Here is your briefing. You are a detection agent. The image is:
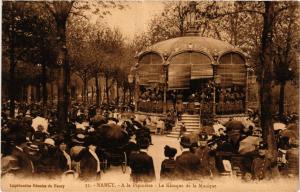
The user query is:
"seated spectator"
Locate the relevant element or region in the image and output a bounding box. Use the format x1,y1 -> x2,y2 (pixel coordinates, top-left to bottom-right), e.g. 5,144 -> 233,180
286,138 -> 299,178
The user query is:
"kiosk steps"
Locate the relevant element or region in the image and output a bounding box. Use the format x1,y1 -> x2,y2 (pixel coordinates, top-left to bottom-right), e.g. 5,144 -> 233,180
166,114 -> 201,138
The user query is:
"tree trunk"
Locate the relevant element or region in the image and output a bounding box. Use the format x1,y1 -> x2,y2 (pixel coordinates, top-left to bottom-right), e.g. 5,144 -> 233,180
123,88 -> 126,105
83,75 -> 88,105
50,82 -> 54,105
42,63 -> 48,115
278,82 -> 285,117
31,84 -> 35,103
91,86 -> 94,104
56,18 -> 69,131
22,85 -> 27,102
95,74 -> 100,106
129,87 -> 132,105
36,83 -> 41,102
82,87 -> 84,103
116,82 -> 119,105
260,2 -> 277,162
105,75 -> 109,104
8,15 -> 16,118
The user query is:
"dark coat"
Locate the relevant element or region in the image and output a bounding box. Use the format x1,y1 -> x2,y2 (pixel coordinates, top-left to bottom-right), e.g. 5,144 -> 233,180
136,127 -> 152,143
36,145 -> 58,176
195,146 -> 217,177
124,141 -> 139,165
286,147 -> 299,176
160,158 -> 176,180
11,147 -> 33,177
175,151 -> 201,180
55,149 -> 71,174
251,156 -> 272,180
75,149 -> 100,180
129,151 -> 155,182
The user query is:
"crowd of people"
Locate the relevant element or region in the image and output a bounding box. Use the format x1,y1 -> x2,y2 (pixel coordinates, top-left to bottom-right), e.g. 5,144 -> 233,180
159,120 -> 299,181
1,101 -> 299,182
215,86 -> 246,114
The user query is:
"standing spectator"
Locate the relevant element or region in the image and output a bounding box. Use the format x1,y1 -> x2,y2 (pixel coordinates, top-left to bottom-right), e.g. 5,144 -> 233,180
129,138 -> 155,182
156,118 -> 165,135
195,133 -> 217,177
55,140 -> 72,174
36,138 -> 57,177
136,121 -> 152,145
178,122 -> 186,139
76,136 -> 101,180
70,133 -> 86,173
175,135 -> 201,180
251,142 -> 273,180
10,132 -> 34,177
160,145 -> 177,180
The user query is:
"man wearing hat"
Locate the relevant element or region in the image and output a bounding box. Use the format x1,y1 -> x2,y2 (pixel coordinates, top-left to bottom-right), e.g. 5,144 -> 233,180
75,136 -> 101,180
24,141 -> 44,175
251,142 -> 272,180
129,137 -> 155,182
175,134 -> 201,180
195,132 -> 217,177
10,132 -> 34,177
160,145 -> 177,180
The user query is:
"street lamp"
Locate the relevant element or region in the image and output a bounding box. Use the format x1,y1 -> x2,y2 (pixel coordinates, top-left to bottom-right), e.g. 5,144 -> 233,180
128,66 -> 140,112
162,60 -> 169,114
128,74 -> 134,84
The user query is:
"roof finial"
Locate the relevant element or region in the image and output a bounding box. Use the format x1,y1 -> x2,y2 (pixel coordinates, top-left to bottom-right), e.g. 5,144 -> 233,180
185,1 -> 199,36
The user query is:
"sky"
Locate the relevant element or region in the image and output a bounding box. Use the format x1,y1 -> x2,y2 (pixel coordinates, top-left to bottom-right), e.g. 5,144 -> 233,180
101,1 -> 165,41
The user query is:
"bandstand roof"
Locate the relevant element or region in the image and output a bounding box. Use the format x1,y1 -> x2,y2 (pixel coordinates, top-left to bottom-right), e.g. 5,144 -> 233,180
146,36 -> 238,57
136,36 -> 247,89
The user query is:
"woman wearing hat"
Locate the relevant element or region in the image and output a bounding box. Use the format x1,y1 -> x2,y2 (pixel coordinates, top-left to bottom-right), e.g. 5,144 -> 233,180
55,140 -> 72,175
75,136 -> 101,180
36,138 -> 57,177
70,133 -> 86,173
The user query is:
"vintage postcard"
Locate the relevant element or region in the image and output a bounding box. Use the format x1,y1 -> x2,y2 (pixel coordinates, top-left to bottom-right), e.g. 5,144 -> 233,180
1,1 -> 299,192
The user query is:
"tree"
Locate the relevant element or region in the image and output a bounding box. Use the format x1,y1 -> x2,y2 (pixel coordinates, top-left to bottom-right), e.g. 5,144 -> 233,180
44,1 -> 124,129
2,1 -> 57,117
272,3 -> 300,117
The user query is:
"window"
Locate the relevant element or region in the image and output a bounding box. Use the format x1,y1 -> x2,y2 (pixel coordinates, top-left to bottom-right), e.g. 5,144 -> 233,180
139,53 -> 163,65
219,53 -> 245,65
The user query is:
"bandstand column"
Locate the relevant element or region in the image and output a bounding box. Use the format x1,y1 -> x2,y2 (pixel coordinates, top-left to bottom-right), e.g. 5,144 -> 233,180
162,63 -> 169,114
212,63 -> 218,117
245,65 -> 250,113
134,74 -> 139,112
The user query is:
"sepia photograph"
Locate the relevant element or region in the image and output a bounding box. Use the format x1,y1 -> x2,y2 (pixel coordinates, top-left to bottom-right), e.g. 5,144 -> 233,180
1,1 -> 299,192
